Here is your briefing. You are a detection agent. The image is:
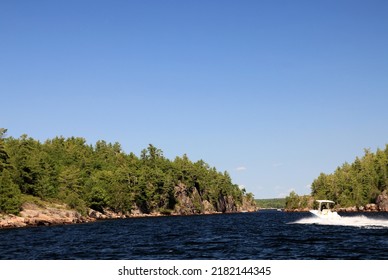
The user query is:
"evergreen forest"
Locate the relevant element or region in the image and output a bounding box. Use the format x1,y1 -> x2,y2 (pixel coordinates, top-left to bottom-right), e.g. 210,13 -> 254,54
0,128 -> 251,215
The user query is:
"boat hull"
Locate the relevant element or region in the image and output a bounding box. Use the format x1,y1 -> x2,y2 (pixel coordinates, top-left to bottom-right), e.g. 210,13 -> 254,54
309,210 -> 341,219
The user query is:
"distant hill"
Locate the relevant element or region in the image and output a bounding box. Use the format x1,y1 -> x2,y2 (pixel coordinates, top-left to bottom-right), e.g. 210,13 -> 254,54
255,198 -> 285,209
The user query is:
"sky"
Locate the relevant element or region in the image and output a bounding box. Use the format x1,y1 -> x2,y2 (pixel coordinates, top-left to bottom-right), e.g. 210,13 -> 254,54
1,0 -> 388,198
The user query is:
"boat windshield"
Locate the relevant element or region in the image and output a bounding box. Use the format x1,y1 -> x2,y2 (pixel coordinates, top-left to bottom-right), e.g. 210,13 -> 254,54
316,200 -> 335,212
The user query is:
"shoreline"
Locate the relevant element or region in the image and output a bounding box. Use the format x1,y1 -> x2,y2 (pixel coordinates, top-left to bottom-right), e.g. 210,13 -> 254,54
284,199 -> 388,213
0,203 -> 256,229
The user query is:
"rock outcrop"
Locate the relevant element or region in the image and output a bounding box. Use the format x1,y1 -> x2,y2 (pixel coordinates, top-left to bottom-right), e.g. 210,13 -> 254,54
376,191 -> 388,211
364,203 -> 378,212
173,183 -> 204,215
238,196 -> 259,212
172,183 -> 257,215
0,202 -> 93,228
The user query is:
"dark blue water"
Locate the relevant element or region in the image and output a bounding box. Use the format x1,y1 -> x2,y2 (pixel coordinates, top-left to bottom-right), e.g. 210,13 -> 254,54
1,211 -> 387,259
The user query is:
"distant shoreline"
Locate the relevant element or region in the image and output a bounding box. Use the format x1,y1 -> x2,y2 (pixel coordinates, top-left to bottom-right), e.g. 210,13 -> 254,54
0,202 -> 256,229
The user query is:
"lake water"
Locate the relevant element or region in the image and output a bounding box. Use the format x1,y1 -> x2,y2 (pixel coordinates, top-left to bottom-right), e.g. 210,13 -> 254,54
1,211 -> 387,259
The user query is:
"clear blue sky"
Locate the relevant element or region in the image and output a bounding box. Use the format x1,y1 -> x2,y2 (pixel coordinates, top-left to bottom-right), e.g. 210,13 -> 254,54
1,0 -> 388,198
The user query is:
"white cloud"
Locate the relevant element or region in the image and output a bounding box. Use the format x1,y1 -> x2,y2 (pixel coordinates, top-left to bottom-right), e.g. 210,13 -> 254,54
236,166 -> 247,171
277,188 -> 295,198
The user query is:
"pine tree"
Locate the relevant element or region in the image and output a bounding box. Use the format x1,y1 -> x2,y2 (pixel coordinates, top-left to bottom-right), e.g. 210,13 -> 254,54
0,128 -> 10,172
0,169 -> 22,215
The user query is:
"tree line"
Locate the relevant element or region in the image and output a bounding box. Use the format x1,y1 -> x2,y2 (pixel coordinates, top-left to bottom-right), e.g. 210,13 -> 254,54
0,128 -> 249,215
286,145 -> 388,209
255,198 -> 285,209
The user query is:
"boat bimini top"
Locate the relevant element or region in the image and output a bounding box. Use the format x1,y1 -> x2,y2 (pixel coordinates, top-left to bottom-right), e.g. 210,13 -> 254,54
316,200 -> 335,209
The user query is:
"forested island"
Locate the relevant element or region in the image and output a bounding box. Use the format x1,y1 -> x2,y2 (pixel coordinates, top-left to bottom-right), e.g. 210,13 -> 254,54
0,128 -> 256,228
285,145 -> 388,212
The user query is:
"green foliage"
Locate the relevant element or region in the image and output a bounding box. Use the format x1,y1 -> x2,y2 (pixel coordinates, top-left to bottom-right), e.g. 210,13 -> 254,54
0,169 -> 22,214
64,192 -> 87,215
255,198 -> 286,209
0,131 -> 250,215
311,145 -> 388,207
0,128 -> 11,172
285,191 -> 312,210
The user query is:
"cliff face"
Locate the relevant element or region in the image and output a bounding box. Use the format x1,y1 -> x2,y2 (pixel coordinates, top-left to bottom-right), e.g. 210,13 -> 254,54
174,183 -> 204,215
172,183 -> 257,215
238,195 -> 259,212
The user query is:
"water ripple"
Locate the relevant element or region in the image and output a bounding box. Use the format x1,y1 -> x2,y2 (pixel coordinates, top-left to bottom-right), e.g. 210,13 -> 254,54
1,211 -> 387,259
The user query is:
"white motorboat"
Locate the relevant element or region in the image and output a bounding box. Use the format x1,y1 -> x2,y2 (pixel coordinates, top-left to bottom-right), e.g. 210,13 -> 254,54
309,200 -> 341,219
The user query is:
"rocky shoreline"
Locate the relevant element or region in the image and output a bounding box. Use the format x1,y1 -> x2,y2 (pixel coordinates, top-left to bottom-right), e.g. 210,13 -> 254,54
0,200 -> 258,229
0,202 -> 90,229
284,204 -> 388,213
1,181 -> 258,229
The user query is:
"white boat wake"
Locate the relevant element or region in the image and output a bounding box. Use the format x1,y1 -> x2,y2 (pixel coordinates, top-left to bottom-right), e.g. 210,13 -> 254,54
291,215 -> 388,229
